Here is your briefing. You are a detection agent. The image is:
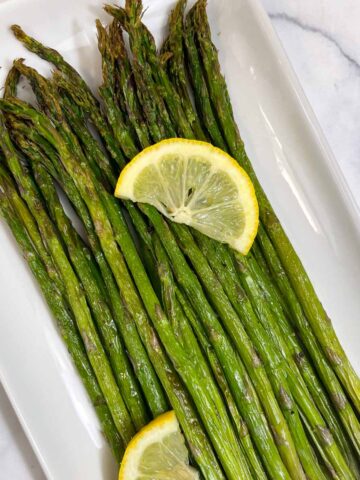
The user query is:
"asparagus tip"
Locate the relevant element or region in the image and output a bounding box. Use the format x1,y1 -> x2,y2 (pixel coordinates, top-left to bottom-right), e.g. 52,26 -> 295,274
95,19 -> 107,55
11,24 -> 25,40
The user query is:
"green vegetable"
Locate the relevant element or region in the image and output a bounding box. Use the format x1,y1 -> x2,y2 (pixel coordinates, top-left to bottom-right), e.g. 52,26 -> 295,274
189,0 -> 360,412
0,169 -> 124,461
0,109 -> 135,445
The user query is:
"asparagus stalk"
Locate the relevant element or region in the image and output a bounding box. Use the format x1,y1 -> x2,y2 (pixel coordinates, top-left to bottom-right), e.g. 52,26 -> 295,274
11,25 -> 126,170
173,220 -> 341,479
45,144 -> 167,417
51,70 -> 127,172
128,2 -> 196,140
96,20 -> 139,159
0,108 -> 135,444
140,206 -> 300,480
108,19 -> 152,149
121,9 -> 360,458
183,9 -> 227,150
104,4 -> 176,141
4,63 -> 20,98
193,231 -> 354,479
9,7 -> 358,476
0,142 -> 64,297
102,8 -> 324,476
5,69 -> 256,478
246,247 -> 360,466
57,86 -> 157,291
9,102 -> 169,419
189,0 -> 360,410
251,240 -> 272,277
3,67 -> 66,294
31,161 -> 149,430
0,96 -> 226,480
0,165 -> 123,461
158,247 -> 267,480
256,224 -> 360,456
11,25 -> 95,101
105,7 -> 356,475
52,33 -> 286,476
161,0 -> 207,141
168,2 -> 359,468
95,178 -> 249,478
235,253 -> 355,479
103,10 -> 301,468
12,59 -> 115,193
59,93 -> 117,188
151,235 -> 254,480
52,88 -> 170,417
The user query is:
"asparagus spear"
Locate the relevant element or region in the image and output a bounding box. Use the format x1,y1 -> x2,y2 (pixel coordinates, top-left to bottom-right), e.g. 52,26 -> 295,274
17,60 -> 170,421
140,206 -> 300,480
7,67 -> 262,478
59,93 -> 117,188
0,108 -> 135,444
103,7 -> 354,476
22,127 -> 168,417
176,221 -> 347,479
189,0 -> 360,411
54,73 -> 145,247
118,8 -> 360,462
8,100 -> 169,419
58,27 -> 290,476
0,146 -> 64,296
0,165 -> 123,461
104,4 -> 176,141
0,96 -> 226,480
151,235 -> 254,480
104,9 -> 301,469
129,1 -> 196,140
183,8 -> 227,150
31,160 -> 149,430
108,19 -> 152,149
99,10 -> 320,477
246,247 -> 360,466
11,25 -> 126,170
157,241 -> 267,479
235,252 -> 355,479
107,1 -> 199,142
94,20 -> 165,274
257,224 -> 360,456
3,67 -> 68,295
96,20 -> 139,159
95,178 -> 250,478
161,0 -> 207,141
194,231 -> 355,478
57,85 -> 157,290
251,240 -> 272,277
10,7 -> 358,476
167,1 -> 359,468
4,63 -> 20,98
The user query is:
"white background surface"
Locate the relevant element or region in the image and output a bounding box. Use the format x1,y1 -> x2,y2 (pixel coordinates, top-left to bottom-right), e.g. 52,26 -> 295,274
0,0 -> 359,478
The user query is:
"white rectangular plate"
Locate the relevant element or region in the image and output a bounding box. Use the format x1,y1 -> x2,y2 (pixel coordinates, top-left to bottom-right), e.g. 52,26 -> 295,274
0,0 -> 359,479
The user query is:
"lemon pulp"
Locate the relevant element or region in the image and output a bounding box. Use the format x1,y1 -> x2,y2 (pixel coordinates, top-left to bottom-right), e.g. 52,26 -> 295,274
115,138 -> 258,254
119,411 -> 199,480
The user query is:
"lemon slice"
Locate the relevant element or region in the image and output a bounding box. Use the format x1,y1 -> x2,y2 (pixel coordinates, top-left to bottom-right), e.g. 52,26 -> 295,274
115,139 -> 258,254
119,411 -> 199,480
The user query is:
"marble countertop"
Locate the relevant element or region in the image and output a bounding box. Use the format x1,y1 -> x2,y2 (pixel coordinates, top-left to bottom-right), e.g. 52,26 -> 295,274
0,0 -> 359,478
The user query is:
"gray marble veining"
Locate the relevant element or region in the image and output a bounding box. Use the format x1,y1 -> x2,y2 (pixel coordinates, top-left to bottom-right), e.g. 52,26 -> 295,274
263,0 -> 360,208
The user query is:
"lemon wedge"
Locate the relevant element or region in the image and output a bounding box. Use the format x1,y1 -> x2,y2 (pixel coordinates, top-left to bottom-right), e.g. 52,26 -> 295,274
115,139 -> 258,254
118,411 -> 199,480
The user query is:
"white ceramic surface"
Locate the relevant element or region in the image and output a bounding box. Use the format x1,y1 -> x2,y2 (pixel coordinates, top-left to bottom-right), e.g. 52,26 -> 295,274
0,0 -> 359,479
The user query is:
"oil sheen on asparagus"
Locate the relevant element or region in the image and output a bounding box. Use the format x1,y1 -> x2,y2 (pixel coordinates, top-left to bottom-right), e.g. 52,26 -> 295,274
0,1 -> 359,479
